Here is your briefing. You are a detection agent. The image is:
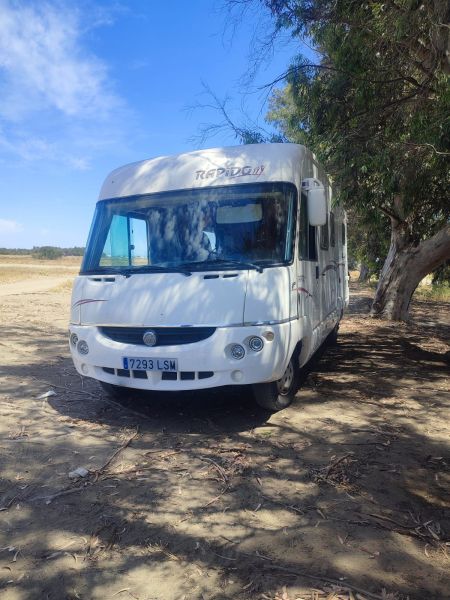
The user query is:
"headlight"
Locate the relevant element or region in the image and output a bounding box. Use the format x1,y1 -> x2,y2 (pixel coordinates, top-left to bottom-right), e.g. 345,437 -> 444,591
70,333 -> 79,346
77,340 -> 89,355
248,336 -> 264,352
230,344 -> 245,360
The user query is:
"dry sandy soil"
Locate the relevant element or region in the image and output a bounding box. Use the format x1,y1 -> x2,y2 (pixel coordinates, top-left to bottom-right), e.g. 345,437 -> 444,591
0,257 -> 449,600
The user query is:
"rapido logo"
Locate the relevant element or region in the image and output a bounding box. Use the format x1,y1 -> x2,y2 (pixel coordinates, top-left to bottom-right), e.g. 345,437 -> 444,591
195,165 -> 265,181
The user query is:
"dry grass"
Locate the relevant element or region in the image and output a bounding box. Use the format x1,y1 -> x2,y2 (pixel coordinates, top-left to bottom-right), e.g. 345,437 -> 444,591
359,277 -> 450,304
413,283 -> 450,302
50,279 -> 76,292
0,254 -> 80,284
0,254 -> 81,267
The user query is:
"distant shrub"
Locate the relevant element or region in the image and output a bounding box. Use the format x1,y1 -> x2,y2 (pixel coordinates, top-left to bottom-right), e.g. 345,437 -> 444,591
32,246 -> 64,260
0,246 -> 84,257
0,248 -> 30,255
63,246 -> 85,256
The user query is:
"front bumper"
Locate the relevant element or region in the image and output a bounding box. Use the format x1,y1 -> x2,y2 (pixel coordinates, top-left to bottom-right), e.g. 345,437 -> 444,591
68,323 -> 293,391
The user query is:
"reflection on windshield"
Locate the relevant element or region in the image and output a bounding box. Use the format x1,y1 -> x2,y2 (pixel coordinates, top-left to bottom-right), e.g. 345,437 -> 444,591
81,182 -> 296,274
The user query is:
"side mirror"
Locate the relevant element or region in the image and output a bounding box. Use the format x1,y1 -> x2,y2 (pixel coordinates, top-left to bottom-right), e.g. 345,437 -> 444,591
307,187 -> 327,226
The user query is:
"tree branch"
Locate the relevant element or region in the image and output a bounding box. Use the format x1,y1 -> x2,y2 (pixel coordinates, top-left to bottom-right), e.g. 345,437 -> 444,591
400,142 -> 450,156
377,205 -> 403,224
259,63 -> 428,91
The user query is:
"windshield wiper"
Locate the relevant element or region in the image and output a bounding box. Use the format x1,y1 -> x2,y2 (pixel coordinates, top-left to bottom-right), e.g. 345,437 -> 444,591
123,265 -> 192,277
183,258 -> 264,273
84,265 -> 192,277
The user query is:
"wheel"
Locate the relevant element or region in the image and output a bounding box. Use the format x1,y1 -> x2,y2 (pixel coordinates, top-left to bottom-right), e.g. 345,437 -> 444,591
99,380 -> 132,399
327,321 -> 339,346
252,354 -> 300,411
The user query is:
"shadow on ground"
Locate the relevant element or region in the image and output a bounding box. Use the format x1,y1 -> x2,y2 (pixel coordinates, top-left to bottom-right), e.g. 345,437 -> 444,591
0,287 -> 449,600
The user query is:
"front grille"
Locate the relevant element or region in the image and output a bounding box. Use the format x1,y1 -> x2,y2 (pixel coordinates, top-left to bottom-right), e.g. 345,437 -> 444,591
99,326 -> 216,346
102,367 -> 214,381
117,368 -> 130,377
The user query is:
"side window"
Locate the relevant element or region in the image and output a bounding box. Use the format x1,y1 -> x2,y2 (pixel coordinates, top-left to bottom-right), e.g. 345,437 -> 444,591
309,224 -> 317,261
299,192 -> 318,261
100,215 -> 129,266
320,214 -> 329,250
100,215 -> 148,267
341,222 -> 346,258
330,212 -> 335,247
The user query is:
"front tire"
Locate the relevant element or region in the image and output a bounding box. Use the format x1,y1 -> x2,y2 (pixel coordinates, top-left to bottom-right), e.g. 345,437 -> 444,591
326,321 -> 339,346
252,354 -> 300,411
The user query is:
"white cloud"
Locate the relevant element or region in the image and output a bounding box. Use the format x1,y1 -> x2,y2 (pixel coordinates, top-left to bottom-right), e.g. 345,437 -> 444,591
0,1 -> 120,120
0,1 -> 132,170
0,218 -> 23,234
0,126 -> 92,169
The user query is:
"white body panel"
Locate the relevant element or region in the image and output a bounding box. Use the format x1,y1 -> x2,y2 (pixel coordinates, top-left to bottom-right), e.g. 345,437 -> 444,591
75,272 -> 248,327
99,144 -> 303,199
69,144 -> 348,391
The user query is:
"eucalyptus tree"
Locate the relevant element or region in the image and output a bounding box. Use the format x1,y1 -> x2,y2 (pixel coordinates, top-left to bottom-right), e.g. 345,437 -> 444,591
258,0 -> 450,320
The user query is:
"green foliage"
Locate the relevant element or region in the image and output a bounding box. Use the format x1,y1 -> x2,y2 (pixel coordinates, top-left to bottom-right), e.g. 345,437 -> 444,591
413,282 -> 450,303
345,208 -> 390,277
63,246 -> 85,256
0,246 -> 84,257
265,0 -> 450,252
0,247 -> 30,255
432,261 -> 450,285
32,246 -> 64,260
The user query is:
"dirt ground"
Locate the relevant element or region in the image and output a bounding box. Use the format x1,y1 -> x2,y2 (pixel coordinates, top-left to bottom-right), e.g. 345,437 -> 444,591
0,259 -> 449,600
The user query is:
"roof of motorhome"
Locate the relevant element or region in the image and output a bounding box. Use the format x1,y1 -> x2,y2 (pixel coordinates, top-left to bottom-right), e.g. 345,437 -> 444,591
98,143 -> 308,200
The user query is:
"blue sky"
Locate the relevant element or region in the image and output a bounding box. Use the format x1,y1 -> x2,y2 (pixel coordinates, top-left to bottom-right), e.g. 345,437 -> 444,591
0,0 -> 304,248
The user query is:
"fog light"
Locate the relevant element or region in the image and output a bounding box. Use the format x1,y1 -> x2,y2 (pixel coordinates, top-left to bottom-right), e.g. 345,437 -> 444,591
81,363 -> 89,374
230,344 -> 245,360
263,331 -> 275,341
70,332 -> 78,346
248,336 -> 264,352
77,340 -> 89,355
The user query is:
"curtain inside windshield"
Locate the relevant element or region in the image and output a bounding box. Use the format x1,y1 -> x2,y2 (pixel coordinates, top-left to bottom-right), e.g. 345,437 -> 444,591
81,182 -> 296,273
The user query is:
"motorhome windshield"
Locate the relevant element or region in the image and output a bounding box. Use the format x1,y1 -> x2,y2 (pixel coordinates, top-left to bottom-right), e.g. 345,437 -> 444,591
81,182 -> 296,274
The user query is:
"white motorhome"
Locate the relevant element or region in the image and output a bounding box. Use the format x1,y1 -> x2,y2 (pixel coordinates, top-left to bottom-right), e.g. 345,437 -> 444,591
69,144 -> 348,410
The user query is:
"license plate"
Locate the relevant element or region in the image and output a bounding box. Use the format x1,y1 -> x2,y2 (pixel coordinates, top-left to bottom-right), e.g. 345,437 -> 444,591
123,357 -> 178,371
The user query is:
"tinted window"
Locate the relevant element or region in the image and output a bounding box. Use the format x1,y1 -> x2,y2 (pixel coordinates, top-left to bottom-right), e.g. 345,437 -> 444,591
299,192 -> 317,261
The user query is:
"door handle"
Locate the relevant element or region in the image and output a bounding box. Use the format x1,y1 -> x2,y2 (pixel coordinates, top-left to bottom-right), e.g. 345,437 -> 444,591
315,266 -> 319,279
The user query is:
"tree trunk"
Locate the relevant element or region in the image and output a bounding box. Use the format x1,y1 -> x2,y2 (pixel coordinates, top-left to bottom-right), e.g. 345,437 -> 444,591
358,263 -> 370,282
370,223 -> 450,321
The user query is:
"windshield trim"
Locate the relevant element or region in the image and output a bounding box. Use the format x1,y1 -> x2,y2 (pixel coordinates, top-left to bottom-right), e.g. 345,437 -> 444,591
95,180 -> 296,206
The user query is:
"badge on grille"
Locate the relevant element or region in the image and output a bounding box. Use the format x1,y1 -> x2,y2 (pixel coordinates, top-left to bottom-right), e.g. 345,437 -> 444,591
143,330 -> 157,346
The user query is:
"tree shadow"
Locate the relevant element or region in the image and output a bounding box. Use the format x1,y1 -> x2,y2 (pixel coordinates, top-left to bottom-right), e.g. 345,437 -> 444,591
1,289 -> 449,599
